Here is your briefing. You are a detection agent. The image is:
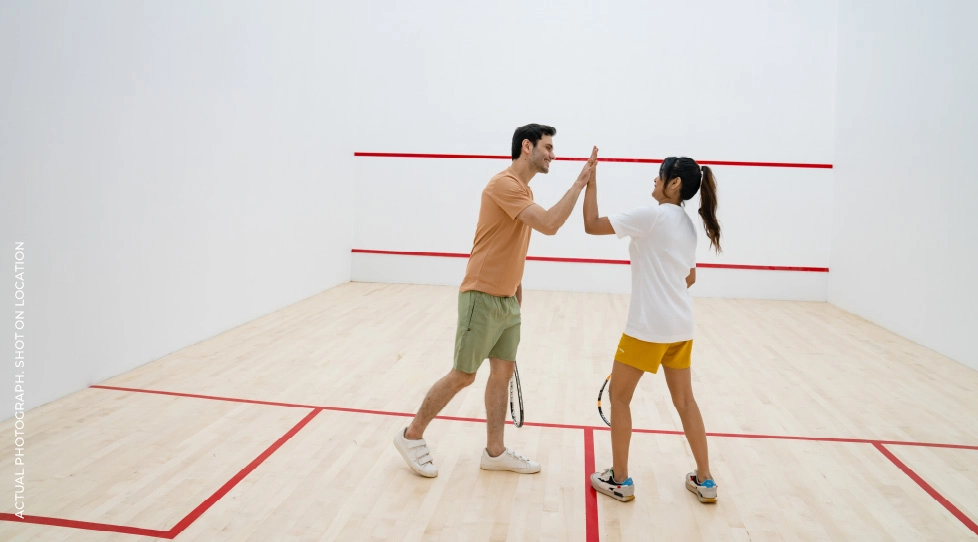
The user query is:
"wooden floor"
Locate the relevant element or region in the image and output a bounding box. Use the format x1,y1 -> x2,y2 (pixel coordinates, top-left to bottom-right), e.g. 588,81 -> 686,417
1,282 -> 976,541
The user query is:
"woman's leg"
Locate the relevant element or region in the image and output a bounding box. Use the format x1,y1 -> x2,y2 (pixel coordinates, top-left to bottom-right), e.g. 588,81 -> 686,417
663,366 -> 712,481
609,360 -> 644,481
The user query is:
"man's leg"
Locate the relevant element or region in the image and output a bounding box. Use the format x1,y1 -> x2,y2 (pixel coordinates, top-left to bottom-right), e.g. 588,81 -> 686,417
479,355 -> 539,473
395,290 -> 490,477
405,369 -> 476,440
479,299 -> 539,473
413,288 -> 487,438
484,297 -> 521,457
484,358 -> 514,457
395,369 -> 477,478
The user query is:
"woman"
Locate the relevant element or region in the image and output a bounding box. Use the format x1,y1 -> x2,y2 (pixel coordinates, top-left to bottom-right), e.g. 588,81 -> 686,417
583,156 -> 721,503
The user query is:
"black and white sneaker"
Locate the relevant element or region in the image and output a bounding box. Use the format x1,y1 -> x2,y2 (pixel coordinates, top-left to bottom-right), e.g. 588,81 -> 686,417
590,468 -> 635,502
685,470 -> 718,503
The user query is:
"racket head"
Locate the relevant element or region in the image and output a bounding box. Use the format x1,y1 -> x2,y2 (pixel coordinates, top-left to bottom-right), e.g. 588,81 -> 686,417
597,373 -> 612,427
509,365 -> 524,428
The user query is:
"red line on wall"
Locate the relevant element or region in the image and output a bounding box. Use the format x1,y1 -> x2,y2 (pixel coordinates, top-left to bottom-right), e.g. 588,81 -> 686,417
694,263 -> 830,272
353,152 -> 833,169
350,249 -> 830,273
527,255 -> 634,265
353,249 -> 472,259
874,443 -> 978,537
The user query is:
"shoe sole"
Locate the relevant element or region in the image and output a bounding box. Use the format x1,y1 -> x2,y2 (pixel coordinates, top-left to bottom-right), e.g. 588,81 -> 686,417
590,479 -> 635,502
393,436 -> 437,478
685,481 -> 717,503
479,464 -> 540,474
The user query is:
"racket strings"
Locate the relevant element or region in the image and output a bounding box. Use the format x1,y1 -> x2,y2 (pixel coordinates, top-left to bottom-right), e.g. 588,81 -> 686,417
510,365 -> 524,428
598,374 -> 612,427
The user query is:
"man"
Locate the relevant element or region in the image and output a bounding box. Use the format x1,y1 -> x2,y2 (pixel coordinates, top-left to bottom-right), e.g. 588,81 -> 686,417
394,123 -> 598,477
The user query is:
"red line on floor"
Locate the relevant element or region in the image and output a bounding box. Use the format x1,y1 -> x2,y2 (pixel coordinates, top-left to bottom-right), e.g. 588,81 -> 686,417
628,428 -> 978,451
92,385 -> 321,409
7,386 -> 977,539
167,408 -> 321,537
874,443 -> 978,537
876,440 -> 978,451
353,152 -> 834,169
350,249 -> 830,273
90,385 -> 486,423
0,406 -> 322,539
664,429 -> 873,443
584,428 -> 600,542
90,385 -> 978,450
0,514 -> 171,539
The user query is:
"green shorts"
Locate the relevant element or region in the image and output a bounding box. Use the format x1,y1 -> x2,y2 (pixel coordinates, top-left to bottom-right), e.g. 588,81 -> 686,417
454,290 -> 521,374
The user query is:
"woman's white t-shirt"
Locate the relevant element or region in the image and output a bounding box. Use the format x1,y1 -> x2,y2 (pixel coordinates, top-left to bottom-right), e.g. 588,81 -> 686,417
608,203 -> 697,344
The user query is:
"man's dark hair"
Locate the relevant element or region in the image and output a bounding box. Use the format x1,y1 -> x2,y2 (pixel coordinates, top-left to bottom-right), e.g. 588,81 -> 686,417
511,124 -> 556,160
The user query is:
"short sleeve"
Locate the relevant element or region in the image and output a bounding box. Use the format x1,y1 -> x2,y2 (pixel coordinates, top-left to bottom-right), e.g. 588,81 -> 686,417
607,205 -> 660,239
486,175 -> 535,219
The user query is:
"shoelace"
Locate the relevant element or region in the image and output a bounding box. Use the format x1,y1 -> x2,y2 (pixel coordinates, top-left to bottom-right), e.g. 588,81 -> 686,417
601,468 -> 621,485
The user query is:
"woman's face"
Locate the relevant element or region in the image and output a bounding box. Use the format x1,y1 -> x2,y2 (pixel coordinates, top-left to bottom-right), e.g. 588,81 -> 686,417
652,174 -> 664,201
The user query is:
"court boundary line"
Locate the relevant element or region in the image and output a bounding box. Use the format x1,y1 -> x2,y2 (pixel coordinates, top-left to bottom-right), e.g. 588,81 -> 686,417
82,386 -> 978,450
0,407 -> 321,540
583,429 -> 599,542
2,384 -> 975,540
873,443 -> 978,536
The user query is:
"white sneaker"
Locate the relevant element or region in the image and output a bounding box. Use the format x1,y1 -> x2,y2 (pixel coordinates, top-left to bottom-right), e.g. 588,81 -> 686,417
479,448 -> 540,474
393,428 -> 438,478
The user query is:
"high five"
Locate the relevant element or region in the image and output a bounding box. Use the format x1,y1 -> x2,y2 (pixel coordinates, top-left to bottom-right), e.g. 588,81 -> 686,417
583,156 -> 722,503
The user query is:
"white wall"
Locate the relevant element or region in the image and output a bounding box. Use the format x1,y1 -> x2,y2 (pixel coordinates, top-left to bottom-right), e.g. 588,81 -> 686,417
352,160 -> 833,299
11,0 -> 971,419
351,0 -> 838,301
0,1 -> 354,418
829,0 -> 978,370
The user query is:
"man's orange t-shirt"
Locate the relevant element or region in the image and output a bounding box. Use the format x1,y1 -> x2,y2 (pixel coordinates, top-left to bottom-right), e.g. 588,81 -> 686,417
459,167 -> 535,297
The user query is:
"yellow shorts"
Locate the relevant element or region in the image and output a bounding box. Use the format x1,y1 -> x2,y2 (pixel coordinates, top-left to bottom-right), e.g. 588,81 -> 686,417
614,334 -> 692,374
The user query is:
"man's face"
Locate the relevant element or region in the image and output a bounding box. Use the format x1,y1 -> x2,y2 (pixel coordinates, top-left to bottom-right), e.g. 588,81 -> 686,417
527,135 -> 555,174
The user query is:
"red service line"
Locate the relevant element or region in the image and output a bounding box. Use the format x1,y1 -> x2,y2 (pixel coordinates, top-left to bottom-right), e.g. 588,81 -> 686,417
874,443 -> 978,537
351,249 -> 830,273
583,429 -> 600,542
167,408 -> 321,537
0,514 -> 170,539
0,406 -> 321,539
353,152 -> 833,169
89,385 -> 978,451
6,385 -> 975,539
